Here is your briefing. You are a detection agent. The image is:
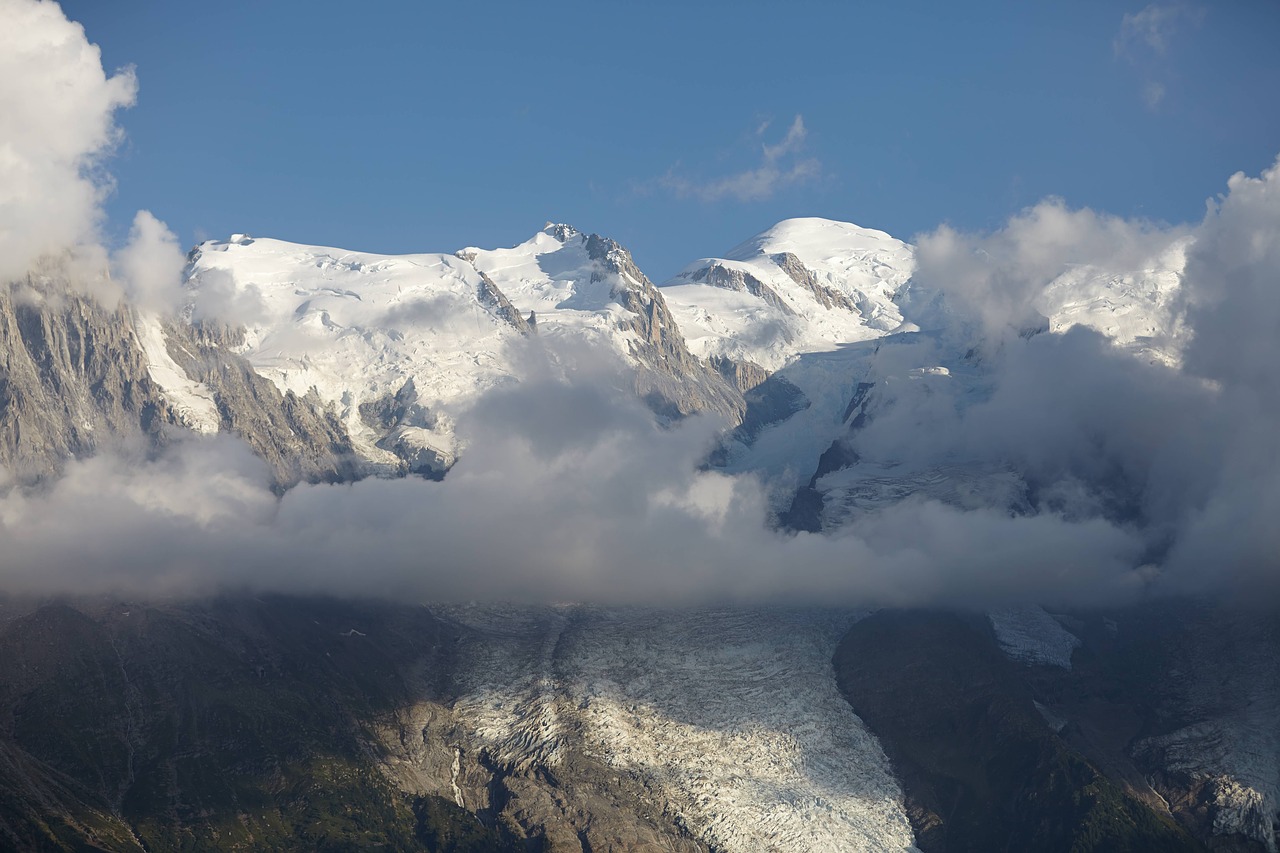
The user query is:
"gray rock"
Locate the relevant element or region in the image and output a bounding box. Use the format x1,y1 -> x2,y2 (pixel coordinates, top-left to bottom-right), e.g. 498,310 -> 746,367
475,269 -> 531,333
582,233 -> 745,423
772,251 -> 859,312
162,320 -> 360,489
688,261 -> 796,316
0,271 -> 178,484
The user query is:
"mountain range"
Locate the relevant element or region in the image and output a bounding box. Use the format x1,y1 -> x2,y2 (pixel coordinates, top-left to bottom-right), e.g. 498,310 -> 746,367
1,216 -> 1276,852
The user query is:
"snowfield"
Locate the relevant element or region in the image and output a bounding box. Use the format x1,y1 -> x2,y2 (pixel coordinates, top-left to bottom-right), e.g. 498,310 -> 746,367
182,226 -> 663,469
662,218 -> 915,373
171,216 -> 1190,484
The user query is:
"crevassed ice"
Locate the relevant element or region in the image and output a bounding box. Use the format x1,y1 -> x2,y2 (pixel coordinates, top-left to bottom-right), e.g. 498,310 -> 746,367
444,606 -> 915,853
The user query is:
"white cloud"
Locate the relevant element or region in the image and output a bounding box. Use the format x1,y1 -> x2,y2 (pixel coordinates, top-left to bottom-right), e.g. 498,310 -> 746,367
0,0 -> 137,284
112,210 -> 187,313
659,115 -> 822,203
0,375 -> 1152,608
1143,80 -> 1166,109
913,197 -> 1185,338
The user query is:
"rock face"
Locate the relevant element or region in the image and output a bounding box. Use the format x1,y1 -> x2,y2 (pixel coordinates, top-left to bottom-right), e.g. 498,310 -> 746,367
579,232 -> 743,422
0,596 -> 525,852
161,321 -> 359,488
686,261 -> 797,316
834,610 -> 1206,853
473,269 -> 530,334
0,262 -> 360,491
836,605 -> 1280,853
0,272 -> 177,484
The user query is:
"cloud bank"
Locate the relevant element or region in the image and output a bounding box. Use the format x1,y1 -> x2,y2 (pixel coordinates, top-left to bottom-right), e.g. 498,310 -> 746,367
0,371 -> 1153,608
854,156 -> 1280,602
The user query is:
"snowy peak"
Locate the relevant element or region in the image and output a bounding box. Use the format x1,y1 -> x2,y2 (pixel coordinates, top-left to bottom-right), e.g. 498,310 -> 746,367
721,217 -> 914,324
459,224 -> 726,408
180,224 -> 742,475
542,222 -> 579,243
724,217 -> 908,263
661,217 -> 917,373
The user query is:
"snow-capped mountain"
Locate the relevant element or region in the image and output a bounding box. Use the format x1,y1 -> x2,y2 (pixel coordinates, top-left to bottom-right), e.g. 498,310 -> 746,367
657,218 -> 1191,531
662,217 -> 915,374
0,214 -> 1193,517
182,225 -> 740,476
5,214 -> 1278,853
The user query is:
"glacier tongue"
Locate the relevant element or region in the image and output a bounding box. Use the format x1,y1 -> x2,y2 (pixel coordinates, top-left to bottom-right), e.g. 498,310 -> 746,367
440,606 -> 916,853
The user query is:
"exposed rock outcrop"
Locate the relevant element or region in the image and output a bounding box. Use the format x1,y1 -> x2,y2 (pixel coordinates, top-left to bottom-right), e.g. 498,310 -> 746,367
688,261 -> 795,316
772,251 -> 860,312
162,321 -> 360,489
582,233 -> 744,422
474,269 -> 530,333
0,271 -> 178,484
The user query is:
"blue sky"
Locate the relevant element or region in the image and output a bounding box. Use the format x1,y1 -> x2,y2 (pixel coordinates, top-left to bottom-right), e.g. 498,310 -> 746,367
63,0 -> 1280,280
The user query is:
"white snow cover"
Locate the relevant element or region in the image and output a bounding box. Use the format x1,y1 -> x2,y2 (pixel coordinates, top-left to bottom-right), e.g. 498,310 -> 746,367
1040,237 -> 1190,365
163,214 -> 1203,570
661,218 -> 915,373
988,606 -> 1081,669
174,216 -> 1189,481
654,216 -> 1191,512
441,606 -> 916,853
133,311 -> 220,434
182,226 -> 647,466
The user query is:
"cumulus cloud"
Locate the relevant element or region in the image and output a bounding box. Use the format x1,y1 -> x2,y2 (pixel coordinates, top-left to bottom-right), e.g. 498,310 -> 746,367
856,153 -> 1280,602
913,198 -> 1186,340
1158,157 -> 1280,595
658,115 -> 821,203
0,0 -> 136,284
112,210 -> 187,313
187,266 -> 268,327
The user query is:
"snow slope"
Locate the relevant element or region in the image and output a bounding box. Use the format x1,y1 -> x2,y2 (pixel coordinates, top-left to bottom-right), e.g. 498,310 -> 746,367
672,218 -> 1194,521
184,234 -> 519,469
133,310 -> 221,435
181,226 -> 689,470
661,218 -> 916,373
1039,237 -> 1190,366
166,217 -> 1188,483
